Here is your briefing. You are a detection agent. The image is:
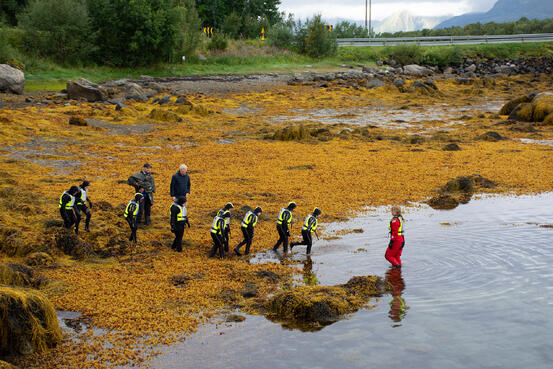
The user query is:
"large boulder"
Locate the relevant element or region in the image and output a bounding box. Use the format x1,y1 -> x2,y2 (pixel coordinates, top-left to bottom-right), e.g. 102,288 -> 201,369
0,287 -> 62,356
500,92 -> 553,123
402,64 -> 433,77
66,78 -> 106,102
0,64 -> 24,95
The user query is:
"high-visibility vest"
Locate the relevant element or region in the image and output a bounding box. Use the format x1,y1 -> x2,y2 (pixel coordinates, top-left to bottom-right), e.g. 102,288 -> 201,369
59,192 -> 75,210
218,209 -> 231,227
389,216 -> 404,236
171,203 -> 185,222
302,215 -> 318,232
78,187 -> 87,204
124,200 -> 139,218
241,211 -> 258,228
211,216 -> 223,235
277,208 -> 292,225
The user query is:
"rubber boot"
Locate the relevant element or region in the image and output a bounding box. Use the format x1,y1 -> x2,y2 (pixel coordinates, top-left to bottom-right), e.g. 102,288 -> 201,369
234,246 -> 242,256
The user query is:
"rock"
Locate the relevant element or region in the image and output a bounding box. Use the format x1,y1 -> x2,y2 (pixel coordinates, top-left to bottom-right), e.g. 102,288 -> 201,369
115,103 -> 126,111
198,53 -> 208,61
409,80 -> 439,94
147,109 -> 182,122
428,195 -> 459,210
69,116 -> 87,126
441,176 -> 474,193
499,95 -> 533,116
393,79 -> 405,88
25,252 -> 54,267
225,314 -> 246,323
543,113 -> 553,125
170,274 -> 191,286
443,143 -> 461,151
0,286 -> 62,356
0,263 -> 43,288
241,282 -> 258,298
175,96 -> 192,105
509,103 -> 534,122
366,78 -> 386,89
403,64 -> 433,77
138,75 -> 154,81
531,93 -> 553,122
66,78 -> 106,102
255,270 -> 280,282
443,67 -> 453,74
124,82 -> 146,101
54,229 -> 94,259
158,95 -> 171,105
471,174 -> 497,189
478,131 -> 505,142
0,64 -> 25,94
509,123 -> 536,132
466,64 -> 477,73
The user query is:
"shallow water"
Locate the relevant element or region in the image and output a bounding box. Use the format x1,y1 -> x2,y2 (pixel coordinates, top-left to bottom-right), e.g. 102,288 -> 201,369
149,193 -> 553,369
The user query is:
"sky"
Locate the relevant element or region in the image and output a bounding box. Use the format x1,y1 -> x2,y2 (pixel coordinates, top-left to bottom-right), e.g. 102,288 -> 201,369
279,0 -> 498,21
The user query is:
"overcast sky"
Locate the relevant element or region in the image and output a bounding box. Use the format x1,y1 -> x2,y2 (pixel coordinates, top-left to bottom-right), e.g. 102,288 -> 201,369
279,0 -> 498,20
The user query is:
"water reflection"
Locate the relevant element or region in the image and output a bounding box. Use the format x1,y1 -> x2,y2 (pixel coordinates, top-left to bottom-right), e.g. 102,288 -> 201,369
302,255 -> 318,285
385,267 -> 408,326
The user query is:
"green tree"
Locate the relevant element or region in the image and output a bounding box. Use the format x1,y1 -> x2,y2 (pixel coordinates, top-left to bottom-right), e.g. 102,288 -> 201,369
222,11 -> 241,38
196,0 -> 281,29
0,0 -> 28,26
18,0 -> 92,64
334,21 -> 368,38
304,14 -> 337,58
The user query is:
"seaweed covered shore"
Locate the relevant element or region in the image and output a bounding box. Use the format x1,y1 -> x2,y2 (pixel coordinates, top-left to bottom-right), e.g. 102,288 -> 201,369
2,70 -> 553,368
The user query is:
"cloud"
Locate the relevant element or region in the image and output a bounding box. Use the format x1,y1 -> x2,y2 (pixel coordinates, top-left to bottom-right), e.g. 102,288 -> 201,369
279,0 -> 498,20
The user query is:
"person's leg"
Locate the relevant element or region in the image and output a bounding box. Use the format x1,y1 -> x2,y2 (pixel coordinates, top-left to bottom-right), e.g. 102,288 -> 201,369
127,218 -> 134,241
132,226 -> 137,242
305,231 -> 313,255
83,205 -> 91,231
74,207 -> 81,234
385,243 -> 399,267
60,208 -> 70,228
223,228 -> 229,252
244,228 -> 254,255
218,235 -> 225,258
175,224 -> 184,252
394,240 -> 405,266
273,225 -> 285,250
282,227 -> 289,253
143,195 -> 152,224
234,227 -> 249,255
209,233 -> 220,257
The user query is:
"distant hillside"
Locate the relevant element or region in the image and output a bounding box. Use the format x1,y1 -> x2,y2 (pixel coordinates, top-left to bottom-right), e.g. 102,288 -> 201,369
375,11 -> 449,33
436,0 -> 553,29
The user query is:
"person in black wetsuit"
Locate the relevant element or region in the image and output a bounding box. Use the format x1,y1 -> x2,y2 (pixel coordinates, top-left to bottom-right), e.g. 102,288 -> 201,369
209,211 -> 230,259
272,202 -> 296,253
170,196 -> 190,252
291,207 -> 321,255
124,193 -> 143,243
59,186 -> 80,234
75,180 -> 93,233
234,206 -> 262,256
217,202 -> 234,253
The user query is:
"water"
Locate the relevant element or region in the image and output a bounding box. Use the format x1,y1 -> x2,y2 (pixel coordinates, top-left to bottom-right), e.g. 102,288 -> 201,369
151,193 -> 553,369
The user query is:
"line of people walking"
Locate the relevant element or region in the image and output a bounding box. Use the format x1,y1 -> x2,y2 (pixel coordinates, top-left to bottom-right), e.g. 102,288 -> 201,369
58,162 -> 405,266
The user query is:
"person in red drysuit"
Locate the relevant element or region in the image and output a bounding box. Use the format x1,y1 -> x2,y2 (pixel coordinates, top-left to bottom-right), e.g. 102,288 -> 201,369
385,205 -> 405,268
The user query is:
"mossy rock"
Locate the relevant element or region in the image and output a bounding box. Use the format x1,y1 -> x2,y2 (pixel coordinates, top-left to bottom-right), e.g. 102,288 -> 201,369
509,103 -> 534,122
0,287 -> 62,356
24,253 -> 54,267
531,93 -> 553,122
498,95 -> 532,116
543,113 -> 553,126
147,109 -> 182,122
443,143 -> 461,151
407,135 -> 425,144
441,176 -> 474,193
68,116 -> 87,126
53,229 -> 94,259
263,275 -> 386,330
0,264 -> 36,287
477,131 -> 505,142
428,195 -> 459,210
271,126 -> 312,141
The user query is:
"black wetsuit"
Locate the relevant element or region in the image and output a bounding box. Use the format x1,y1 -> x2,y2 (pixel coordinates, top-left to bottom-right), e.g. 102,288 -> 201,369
170,203 -> 190,252
59,192 -> 76,231
75,187 -> 92,232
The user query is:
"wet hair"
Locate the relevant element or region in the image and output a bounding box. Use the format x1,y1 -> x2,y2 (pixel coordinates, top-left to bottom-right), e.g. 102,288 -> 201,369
222,211 -> 231,218
80,180 -> 90,188
135,193 -> 144,201
176,196 -> 187,205
68,186 -> 79,195
391,206 -> 402,216
287,202 -> 296,210
223,202 -> 234,210
254,206 -> 262,214
143,163 -> 151,168
313,208 -> 322,216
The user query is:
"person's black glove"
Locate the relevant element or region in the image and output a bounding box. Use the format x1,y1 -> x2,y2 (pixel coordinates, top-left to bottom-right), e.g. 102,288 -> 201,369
286,230 -> 290,237
388,240 -> 393,249
401,241 -> 405,250
88,200 -> 93,209
184,217 -> 191,228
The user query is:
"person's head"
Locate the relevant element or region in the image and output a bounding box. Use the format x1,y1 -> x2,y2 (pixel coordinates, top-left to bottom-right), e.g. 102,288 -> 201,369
68,185 -> 79,195
80,180 -> 90,190
135,193 -> 144,202
143,163 -> 152,173
137,186 -> 144,193
287,202 -> 296,211
391,206 -> 401,217
176,196 -> 187,205
254,206 -> 262,215
223,202 -> 234,211
222,210 -> 231,219
179,164 -> 188,176
313,207 -> 322,217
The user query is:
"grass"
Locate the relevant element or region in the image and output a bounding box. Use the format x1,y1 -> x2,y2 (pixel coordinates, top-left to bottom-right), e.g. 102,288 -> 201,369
11,39 -> 553,92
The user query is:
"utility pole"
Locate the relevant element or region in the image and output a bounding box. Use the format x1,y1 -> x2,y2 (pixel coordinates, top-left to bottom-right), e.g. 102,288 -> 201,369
369,0 -> 372,37
365,0 -> 368,31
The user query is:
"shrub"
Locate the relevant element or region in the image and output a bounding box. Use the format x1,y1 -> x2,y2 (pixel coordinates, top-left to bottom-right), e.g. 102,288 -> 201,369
386,44 -> 423,66
0,27 -> 18,65
304,15 -> 337,58
222,11 -> 241,39
207,33 -> 228,51
422,46 -> 464,67
267,22 -> 295,49
17,0 -> 93,64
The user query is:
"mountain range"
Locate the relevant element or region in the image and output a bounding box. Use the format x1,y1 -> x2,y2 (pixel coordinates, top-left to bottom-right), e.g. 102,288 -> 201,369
435,0 -> 553,29
374,11 -> 449,34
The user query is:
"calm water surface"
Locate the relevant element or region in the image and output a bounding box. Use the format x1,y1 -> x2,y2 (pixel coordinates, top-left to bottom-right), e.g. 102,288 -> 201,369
150,193 -> 553,369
